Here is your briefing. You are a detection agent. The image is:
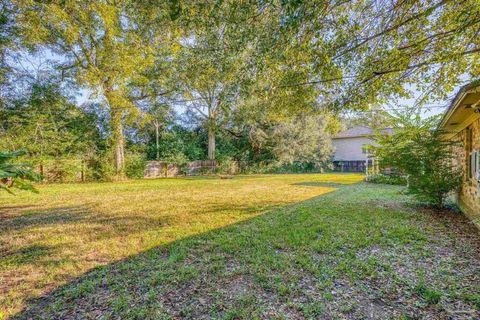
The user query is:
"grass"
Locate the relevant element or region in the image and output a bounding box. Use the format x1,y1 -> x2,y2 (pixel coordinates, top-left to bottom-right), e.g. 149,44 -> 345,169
1,173 -> 479,319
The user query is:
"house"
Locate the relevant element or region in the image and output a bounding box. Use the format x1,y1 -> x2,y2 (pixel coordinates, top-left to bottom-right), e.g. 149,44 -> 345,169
332,125 -> 391,172
438,80 -> 480,227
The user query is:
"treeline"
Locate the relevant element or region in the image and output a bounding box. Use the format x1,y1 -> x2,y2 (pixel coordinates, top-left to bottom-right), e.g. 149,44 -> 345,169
1,1 -> 478,181
0,77 -> 337,180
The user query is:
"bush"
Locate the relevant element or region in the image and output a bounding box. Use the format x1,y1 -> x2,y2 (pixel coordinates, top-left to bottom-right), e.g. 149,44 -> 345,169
269,162 -> 324,174
163,151 -> 189,175
39,159 -> 83,183
374,108 -> 462,207
239,161 -> 326,174
85,152 -> 115,181
125,152 -> 147,179
216,156 -> 241,175
240,162 -> 274,174
367,174 -> 407,185
407,163 -> 461,206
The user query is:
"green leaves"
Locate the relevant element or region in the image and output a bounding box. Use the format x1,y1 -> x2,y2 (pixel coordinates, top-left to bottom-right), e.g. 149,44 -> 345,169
0,150 -> 41,194
6,0 -> 480,179
373,107 -> 462,207
0,80 -> 101,158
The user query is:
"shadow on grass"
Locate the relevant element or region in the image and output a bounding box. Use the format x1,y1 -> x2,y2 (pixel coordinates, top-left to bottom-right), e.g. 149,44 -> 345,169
0,205 -> 36,215
9,182 -> 480,320
0,207 -> 91,234
292,182 -> 353,188
7,185 -> 350,319
10,182 -> 462,320
0,244 -> 54,266
0,205 -> 173,275
0,206 -> 171,238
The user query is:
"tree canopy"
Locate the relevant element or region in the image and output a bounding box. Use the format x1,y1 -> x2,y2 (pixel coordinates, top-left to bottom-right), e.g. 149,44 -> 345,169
2,0 -> 479,179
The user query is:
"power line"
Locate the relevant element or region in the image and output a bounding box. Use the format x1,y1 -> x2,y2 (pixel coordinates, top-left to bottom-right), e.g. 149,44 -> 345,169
343,104 -> 448,116
355,105 -> 447,112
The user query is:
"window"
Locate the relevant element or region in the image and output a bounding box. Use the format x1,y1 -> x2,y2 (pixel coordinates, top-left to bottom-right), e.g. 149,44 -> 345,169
466,126 -> 480,181
471,150 -> 480,181
471,150 -> 476,179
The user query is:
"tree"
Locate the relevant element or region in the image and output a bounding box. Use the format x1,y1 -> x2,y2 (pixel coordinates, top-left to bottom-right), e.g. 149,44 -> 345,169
373,107 -> 462,207
174,5 -> 252,160
147,103 -> 175,160
177,52 -> 239,160
269,1 -> 480,109
231,98 -> 335,168
269,114 -> 334,168
12,0 -> 178,177
342,106 -> 393,130
0,1 -> 17,108
0,79 -> 100,159
0,150 -> 40,193
146,125 -> 204,162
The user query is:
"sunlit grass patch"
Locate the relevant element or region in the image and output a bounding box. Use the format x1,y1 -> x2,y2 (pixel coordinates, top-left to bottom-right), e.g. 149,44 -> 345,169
0,173 -> 361,318
2,173 -> 479,319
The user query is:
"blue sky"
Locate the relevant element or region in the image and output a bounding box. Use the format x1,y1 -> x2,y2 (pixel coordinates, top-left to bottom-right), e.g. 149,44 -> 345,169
10,50 -> 463,120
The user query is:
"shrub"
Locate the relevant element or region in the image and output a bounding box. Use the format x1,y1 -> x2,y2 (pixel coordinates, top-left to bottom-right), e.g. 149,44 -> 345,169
374,108 -> 462,207
241,162 -> 274,174
125,152 -> 147,179
163,151 -> 189,175
216,156 -> 238,174
40,159 -> 83,183
240,161 -> 327,174
85,152 -> 115,181
367,174 -> 407,185
268,162 -> 324,173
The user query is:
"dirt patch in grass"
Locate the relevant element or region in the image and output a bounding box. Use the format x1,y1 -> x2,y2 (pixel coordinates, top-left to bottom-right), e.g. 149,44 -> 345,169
347,205 -> 480,319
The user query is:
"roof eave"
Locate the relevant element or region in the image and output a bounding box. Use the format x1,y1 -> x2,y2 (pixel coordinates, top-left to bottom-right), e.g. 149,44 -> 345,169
438,79 -> 480,129
438,91 -> 469,129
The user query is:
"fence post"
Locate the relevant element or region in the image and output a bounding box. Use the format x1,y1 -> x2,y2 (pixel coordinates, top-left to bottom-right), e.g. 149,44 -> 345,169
365,159 -> 369,180
81,160 -> 85,182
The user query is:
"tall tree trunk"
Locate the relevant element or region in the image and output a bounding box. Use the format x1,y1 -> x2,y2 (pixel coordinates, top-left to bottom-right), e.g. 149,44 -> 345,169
110,109 -> 125,178
208,127 -> 215,160
104,83 -> 125,179
154,121 -> 160,160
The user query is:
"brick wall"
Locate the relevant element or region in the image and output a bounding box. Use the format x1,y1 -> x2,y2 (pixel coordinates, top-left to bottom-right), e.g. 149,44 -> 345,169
451,118 -> 480,227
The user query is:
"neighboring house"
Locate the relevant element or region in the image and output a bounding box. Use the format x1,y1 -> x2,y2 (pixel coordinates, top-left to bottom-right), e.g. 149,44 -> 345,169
332,125 -> 391,172
438,80 -> 480,227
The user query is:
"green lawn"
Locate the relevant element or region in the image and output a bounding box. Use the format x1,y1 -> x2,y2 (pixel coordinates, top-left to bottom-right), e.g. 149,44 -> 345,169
1,174 -> 479,319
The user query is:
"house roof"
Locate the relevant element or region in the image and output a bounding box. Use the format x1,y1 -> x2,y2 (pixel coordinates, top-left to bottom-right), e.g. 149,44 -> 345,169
333,125 -> 392,139
438,80 -> 480,134
438,79 -> 480,129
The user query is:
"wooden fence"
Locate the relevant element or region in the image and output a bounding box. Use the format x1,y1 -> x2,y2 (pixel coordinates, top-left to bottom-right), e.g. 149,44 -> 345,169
332,160 -> 367,173
34,159 -> 244,182
187,160 -> 217,175
144,160 -> 217,178
36,159 -> 85,183
144,160 -> 242,178
144,161 -> 182,178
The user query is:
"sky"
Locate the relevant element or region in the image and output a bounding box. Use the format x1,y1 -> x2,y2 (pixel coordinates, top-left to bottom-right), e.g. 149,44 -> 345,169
10,50 -> 465,121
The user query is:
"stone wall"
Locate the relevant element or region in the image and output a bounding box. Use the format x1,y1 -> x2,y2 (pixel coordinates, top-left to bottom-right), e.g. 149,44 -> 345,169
451,118 -> 480,227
